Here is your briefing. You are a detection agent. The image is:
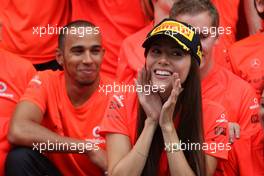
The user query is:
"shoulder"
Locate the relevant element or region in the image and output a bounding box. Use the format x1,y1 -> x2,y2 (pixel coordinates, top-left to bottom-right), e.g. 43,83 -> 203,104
0,49 -> 35,73
121,23 -> 153,47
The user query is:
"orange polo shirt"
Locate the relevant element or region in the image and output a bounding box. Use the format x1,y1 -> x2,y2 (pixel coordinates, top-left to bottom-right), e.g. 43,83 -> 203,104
211,0 -> 240,70
100,92 -> 230,175
1,0 -> 71,64
20,70 -> 111,176
228,32 -> 264,99
0,49 -> 36,176
216,130 -> 264,176
71,0 -> 149,78
202,64 -> 264,175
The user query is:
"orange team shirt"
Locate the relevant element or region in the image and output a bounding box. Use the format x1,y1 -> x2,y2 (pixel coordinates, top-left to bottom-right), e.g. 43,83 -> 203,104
116,23 -> 153,83
211,0 -> 240,70
202,64 -> 260,132
202,64 -> 264,175
20,70 -> 111,176
71,0 -> 150,78
0,49 -> 36,176
228,32 -> 264,99
100,93 -> 229,176
216,130 -> 264,176
1,0 -> 71,64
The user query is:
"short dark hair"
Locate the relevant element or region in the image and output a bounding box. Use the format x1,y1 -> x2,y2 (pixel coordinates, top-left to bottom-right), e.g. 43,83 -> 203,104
58,20 -> 97,50
169,0 -> 219,28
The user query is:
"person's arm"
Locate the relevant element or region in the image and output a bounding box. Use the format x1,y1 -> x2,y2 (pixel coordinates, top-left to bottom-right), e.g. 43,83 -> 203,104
159,73 -> 196,176
106,118 -> 157,176
8,101 -> 107,170
106,68 -> 162,176
243,0 -> 262,34
161,125 -> 196,176
205,155 -> 218,175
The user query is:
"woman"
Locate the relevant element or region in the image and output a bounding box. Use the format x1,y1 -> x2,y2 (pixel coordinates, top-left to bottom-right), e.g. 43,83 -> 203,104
100,19 -> 206,176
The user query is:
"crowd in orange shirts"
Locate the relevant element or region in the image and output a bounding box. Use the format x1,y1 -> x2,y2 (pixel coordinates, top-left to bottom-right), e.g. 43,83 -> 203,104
0,0 -> 263,176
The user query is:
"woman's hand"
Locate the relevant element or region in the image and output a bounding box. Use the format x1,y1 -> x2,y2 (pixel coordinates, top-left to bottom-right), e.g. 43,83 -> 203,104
159,73 -> 183,131
135,67 -> 162,122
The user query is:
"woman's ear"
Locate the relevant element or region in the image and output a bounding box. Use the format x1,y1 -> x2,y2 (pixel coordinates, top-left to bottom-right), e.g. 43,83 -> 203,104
56,48 -> 64,66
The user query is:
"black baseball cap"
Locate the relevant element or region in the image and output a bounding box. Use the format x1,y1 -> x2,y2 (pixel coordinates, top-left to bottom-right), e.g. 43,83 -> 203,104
142,18 -> 202,65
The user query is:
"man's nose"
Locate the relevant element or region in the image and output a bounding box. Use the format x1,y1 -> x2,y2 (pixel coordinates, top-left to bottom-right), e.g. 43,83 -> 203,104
82,51 -> 93,64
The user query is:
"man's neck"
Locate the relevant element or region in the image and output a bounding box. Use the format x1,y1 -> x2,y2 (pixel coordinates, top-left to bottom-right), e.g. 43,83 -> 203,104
200,59 -> 214,81
65,77 -> 100,107
153,5 -> 168,25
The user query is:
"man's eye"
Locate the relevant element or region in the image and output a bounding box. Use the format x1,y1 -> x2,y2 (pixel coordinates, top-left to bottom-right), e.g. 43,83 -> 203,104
90,48 -> 101,55
72,49 -> 84,55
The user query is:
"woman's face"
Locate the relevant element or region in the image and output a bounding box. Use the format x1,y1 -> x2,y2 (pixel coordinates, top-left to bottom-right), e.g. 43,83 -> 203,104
146,37 -> 191,95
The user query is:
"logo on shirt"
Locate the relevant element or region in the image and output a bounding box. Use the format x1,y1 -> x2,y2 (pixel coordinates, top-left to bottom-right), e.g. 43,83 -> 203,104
249,98 -> 259,110
30,75 -> 42,85
0,81 -> 14,99
250,58 -> 261,69
251,114 -> 259,123
216,113 -> 228,123
0,82 -> 7,93
92,126 -> 100,138
214,126 -> 227,136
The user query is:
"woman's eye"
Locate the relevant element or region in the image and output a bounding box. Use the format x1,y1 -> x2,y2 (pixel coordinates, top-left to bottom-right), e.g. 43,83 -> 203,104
172,51 -> 184,57
150,48 -> 161,55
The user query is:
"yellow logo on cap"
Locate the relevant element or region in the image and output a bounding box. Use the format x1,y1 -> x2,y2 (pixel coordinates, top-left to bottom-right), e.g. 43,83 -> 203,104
151,21 -> 194,41
197,45 -> 202,62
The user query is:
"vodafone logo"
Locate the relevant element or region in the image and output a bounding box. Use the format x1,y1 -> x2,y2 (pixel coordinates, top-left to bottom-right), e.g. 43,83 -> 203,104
249,98 -> 259,110
0,82 -> 7,93
216,113 -> 228,123
92,126 -> 100,138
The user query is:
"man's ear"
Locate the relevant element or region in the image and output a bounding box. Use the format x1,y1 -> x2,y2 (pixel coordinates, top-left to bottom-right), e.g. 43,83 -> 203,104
56,48 -> 64,66
256,0 -> 264,14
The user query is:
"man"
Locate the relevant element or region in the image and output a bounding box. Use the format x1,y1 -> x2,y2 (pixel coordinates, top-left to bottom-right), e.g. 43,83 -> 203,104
228,0 -> 264,99
0,48 -> 36,175
170,0 -> 263,175
5,20 -> 110,176
71,0 -> 150,78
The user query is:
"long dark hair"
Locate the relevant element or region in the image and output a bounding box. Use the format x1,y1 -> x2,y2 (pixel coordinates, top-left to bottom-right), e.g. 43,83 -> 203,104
136,58 -> 206,176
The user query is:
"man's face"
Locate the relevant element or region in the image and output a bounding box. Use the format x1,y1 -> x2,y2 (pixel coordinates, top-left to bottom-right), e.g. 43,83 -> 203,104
175,11 -> 217,71
59,29 -> 104,86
